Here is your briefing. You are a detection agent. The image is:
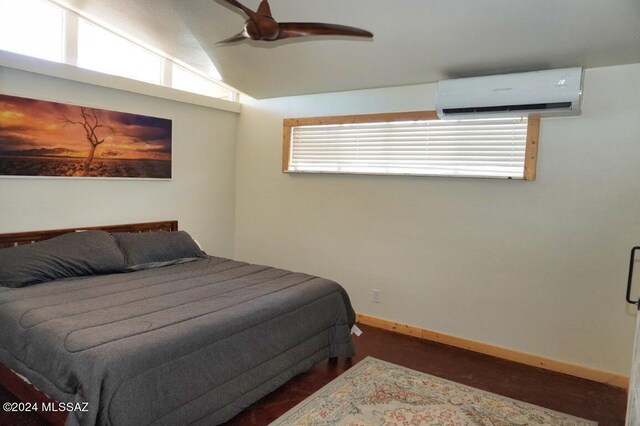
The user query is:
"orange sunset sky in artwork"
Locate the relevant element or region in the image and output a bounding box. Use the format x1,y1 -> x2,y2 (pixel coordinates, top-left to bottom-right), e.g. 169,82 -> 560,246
0,94 -> 171,161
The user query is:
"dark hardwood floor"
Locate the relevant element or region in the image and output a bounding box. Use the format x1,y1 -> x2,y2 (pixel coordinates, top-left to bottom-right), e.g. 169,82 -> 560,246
0,324 -> 627,426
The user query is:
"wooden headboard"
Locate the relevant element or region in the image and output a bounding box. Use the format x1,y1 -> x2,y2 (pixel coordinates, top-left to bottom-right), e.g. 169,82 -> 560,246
0,221 -> 178,249
0,220 -> 178,426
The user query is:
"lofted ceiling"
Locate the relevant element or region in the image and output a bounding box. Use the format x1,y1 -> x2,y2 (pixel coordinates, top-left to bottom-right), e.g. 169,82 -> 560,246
56,0 -> 640,99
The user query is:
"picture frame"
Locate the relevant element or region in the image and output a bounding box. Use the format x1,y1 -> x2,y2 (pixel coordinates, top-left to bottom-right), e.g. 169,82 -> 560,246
0,93 -> 172,179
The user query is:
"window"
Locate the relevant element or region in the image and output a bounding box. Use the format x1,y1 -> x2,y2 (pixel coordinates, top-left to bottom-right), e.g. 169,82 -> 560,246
0,0 -> 238,101
172,64 -> 233,100
77,19 -> 162,84
283,111 -> 540,180
0,0 -> 64,62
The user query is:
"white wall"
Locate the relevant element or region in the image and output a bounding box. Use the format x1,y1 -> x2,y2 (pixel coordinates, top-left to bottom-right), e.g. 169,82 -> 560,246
0,66 -> 238,256
234,63 -> 640,376
2,61 -> 638,377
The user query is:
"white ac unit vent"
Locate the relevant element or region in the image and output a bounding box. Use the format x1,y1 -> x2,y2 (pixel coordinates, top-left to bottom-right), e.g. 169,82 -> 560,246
436,68 -> 583,120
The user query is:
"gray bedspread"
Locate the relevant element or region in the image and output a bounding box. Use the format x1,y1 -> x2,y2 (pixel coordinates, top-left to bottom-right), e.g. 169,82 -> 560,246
0,257 -> 355,425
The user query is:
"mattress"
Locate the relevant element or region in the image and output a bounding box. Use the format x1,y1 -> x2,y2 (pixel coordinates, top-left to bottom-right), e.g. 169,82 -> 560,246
0,256 -> 355,425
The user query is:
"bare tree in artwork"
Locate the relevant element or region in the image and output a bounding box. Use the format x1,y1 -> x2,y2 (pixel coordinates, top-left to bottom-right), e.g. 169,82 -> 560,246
60,107 -> 115,173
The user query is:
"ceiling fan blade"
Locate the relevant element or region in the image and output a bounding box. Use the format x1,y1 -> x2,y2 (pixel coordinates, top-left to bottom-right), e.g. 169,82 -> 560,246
256,0 -> 273,18
216,31 -> 249,45
219,0 -> 259,20
277,22 -> 373,40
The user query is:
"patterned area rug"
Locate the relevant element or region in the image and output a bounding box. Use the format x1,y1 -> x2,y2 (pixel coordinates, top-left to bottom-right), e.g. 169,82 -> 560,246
270,357 -> 597,426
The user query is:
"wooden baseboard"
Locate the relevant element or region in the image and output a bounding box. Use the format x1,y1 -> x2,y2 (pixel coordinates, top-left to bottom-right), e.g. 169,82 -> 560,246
356,313 -> 629,389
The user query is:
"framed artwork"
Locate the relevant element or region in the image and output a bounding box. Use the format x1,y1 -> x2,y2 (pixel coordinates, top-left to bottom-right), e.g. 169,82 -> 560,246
0,94 -> 172,179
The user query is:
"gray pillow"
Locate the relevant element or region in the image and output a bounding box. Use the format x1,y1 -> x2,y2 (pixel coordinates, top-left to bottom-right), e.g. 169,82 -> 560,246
111,231 -> 206,270
0,230 -> 125,288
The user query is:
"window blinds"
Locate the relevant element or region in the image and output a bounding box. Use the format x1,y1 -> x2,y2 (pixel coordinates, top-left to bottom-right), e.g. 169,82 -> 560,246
288,117 -> 529,179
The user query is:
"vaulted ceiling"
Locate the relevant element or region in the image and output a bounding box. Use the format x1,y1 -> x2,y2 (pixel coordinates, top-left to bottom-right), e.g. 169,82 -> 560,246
57,0 -> 640,99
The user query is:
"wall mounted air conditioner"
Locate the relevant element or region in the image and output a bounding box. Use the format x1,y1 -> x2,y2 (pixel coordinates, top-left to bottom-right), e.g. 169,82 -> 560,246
436,67 -> 583,119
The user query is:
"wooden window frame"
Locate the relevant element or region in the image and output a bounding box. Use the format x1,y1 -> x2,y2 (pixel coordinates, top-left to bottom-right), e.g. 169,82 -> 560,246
282,110 -> 540,181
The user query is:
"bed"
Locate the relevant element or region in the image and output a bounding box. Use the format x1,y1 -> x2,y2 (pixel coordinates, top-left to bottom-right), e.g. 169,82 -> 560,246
0,221 -> 355,426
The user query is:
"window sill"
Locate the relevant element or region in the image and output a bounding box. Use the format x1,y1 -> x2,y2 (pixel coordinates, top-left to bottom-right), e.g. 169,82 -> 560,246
0,50 -> 241,113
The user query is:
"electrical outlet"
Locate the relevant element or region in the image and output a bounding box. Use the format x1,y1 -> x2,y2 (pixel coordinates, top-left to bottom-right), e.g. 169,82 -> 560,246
372,289 -> 382,303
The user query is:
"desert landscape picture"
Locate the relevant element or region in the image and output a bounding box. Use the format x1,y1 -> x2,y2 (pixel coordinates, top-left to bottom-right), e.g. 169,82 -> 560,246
0,94 -> 172,178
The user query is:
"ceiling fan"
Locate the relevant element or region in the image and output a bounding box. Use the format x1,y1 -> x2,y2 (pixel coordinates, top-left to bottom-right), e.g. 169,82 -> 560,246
217,0 -> 373,44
